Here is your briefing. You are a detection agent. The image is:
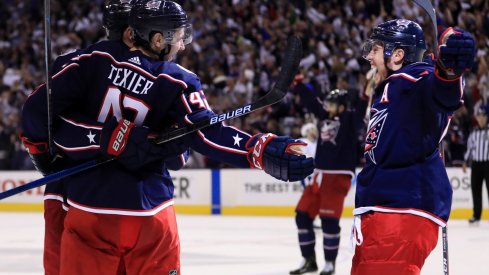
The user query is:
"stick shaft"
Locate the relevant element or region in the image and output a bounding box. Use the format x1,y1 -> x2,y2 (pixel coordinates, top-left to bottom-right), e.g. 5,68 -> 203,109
44,0 -> 54,154
411,2 -> 448,274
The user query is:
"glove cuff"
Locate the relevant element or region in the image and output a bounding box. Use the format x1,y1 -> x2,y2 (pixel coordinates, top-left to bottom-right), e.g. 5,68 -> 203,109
245,133 -> 276,169
434,65 -> 462,81
107,119 -> 135,157
20,134 -> 49,154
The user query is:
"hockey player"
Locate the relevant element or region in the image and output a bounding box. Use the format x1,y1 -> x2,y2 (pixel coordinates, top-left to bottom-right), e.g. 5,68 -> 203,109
290,89 -> 366,275
351,19 -> 475,274
20,1 -> 185,274
21,1 -> 314,274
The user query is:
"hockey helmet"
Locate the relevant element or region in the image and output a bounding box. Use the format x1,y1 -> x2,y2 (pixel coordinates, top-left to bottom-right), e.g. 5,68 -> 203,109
129,0 -> 192,46
325,89 -> 349,106
362,19 -> 426,63
103,0 -> 133,41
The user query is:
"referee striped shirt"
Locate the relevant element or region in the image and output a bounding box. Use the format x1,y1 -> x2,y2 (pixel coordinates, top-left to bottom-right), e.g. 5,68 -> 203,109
464,127 -> 489,162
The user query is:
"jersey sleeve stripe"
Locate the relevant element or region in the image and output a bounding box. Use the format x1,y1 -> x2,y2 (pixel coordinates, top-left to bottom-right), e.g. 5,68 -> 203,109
59,116 -> 103,129
386,72 -> 422,82
223,123 -> 252,137
52,63 -> 79,79
180,94 -> 192,113
27,83 -> 46,99
54,141 -> 100,152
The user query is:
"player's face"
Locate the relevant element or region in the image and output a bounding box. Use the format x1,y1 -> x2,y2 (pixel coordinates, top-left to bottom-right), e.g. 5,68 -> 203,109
365,44 -> 385,70
325,101 -> 339,116
364,43 -> 389,81
164,28 -> 186,61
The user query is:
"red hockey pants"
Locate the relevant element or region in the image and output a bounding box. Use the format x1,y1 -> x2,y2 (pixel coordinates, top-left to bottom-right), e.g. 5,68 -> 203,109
351,212 -> 439,275
60,205 -> 180,275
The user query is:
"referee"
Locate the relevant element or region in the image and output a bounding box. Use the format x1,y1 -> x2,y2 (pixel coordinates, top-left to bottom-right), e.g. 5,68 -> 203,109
463,103 -> 489,225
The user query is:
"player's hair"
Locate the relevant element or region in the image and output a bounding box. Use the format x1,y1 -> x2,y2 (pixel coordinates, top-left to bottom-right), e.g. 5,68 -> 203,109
103,0 -> 133,41
362,19 -> 427,64
129,0 -> 192,48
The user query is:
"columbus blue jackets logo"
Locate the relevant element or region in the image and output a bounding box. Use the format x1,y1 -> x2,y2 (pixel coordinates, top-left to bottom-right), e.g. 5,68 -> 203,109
364,109 -> 388,164
146,0 -> 161,10
320,119 -> 340,145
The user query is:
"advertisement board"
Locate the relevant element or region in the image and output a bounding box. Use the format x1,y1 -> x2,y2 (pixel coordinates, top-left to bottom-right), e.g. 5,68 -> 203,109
0,168 -> 487,219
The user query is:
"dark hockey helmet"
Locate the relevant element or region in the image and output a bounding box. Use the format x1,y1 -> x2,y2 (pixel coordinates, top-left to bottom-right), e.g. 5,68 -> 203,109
103,0 -> 133,41
362,19 -> 426,63
129,0 -> 192,46
325,89 -> 349,106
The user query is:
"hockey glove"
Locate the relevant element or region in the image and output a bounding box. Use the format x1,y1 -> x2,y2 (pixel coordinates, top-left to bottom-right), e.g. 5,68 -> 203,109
165,150 -> 189,171
245,133 -> 315,182
100,117 -> 187,171
184,109 -> 218,127
436,27 -> 476,79
20,134 -> 65,176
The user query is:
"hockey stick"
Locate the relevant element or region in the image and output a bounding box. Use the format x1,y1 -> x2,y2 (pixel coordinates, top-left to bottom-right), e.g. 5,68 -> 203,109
412,0 -> 438,58
0,36 -> 302,200
411,1 -> 448,275
44,0 -> 54,154
154,36 -> 301,144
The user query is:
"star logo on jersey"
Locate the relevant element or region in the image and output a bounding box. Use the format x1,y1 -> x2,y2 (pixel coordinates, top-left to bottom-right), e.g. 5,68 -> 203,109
87,131 -> 96,144
364,109 -> 388,164
319,119 -> 340,145
233,133 -> 243,146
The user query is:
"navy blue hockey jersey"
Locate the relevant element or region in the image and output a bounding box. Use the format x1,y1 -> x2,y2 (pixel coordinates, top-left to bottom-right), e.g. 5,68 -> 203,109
354,62 -> 463,225
297,84 -> 366,175
22,40 -> 253,215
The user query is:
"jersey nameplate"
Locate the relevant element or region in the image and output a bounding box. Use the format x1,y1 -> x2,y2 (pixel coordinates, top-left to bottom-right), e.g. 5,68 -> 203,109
108,64 -> 154,95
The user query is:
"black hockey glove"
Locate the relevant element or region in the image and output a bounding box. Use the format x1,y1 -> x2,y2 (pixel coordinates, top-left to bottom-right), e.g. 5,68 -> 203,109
100,117 -> 187,171
20,134 -> 65,176
165,150 -> 189,171
245,133 -> 315,182
436,27 -> 476,79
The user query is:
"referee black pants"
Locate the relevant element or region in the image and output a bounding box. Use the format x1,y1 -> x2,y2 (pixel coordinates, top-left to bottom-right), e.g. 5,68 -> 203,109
470,161 -> 489,219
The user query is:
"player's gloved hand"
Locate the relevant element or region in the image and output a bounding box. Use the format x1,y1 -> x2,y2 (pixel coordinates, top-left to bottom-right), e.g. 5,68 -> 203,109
436,27 -> 476,79
184,109 -> 218,126
20,134 -> 65,176
245,133 -> 315,182
165,150 -> 189,171
100,117 -> 187,171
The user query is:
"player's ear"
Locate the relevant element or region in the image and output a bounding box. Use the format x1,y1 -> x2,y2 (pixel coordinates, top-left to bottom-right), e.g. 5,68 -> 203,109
393,48 -> 405,63
151,32 -> 165,48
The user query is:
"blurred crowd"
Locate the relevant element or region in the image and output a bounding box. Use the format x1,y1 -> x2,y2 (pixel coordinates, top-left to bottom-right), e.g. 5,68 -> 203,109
0,0 -> 488,169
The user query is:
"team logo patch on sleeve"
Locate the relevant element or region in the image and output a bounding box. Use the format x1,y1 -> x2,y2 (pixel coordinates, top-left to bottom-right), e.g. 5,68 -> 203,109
365,109 -> 388,164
